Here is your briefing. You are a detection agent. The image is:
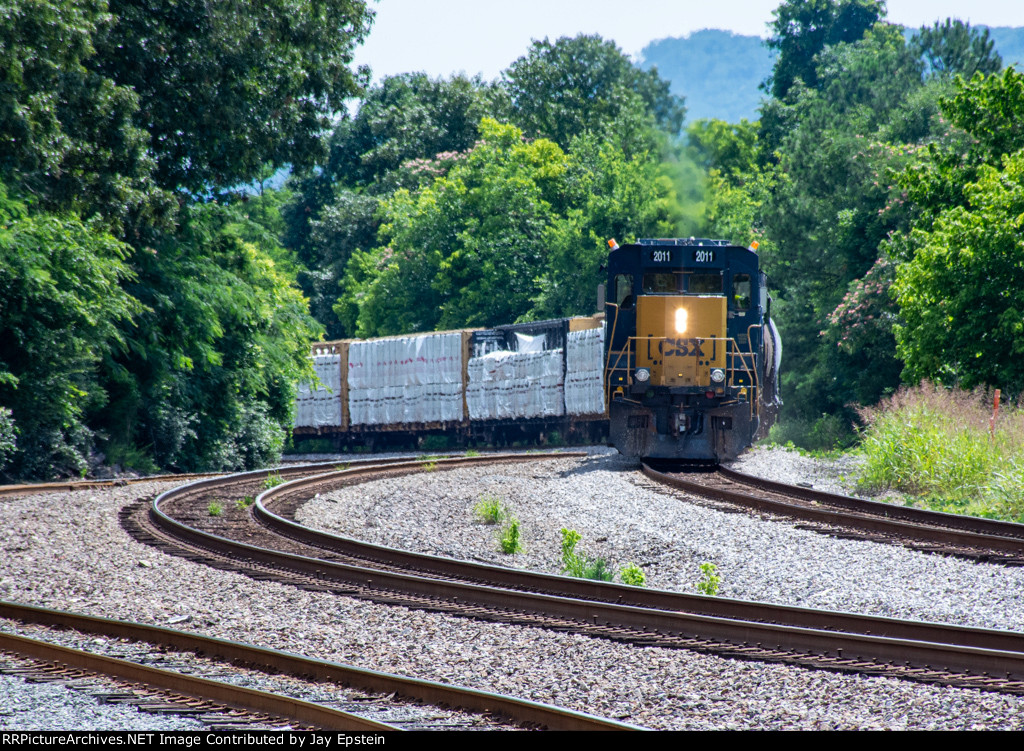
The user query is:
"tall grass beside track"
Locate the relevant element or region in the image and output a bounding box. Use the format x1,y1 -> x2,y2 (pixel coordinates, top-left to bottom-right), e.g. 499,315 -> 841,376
857,384 -> 1024,522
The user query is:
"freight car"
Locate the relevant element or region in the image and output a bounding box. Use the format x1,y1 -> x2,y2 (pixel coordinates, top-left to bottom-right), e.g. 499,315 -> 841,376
292,317 -> 609,450
604,238 -> 780,461
293,237 -> 779,462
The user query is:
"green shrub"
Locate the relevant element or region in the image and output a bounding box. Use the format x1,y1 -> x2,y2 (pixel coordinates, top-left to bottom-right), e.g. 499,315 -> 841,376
498,517 -> 523,554
262,472 -> 284,489
559,528 -> 614,582
620,562 -> 647,587
696,562 -> 720,596
0,407 -> 17,474
473,493 -> 505,524
465,449 -> 481,458
104,440 -> 160,475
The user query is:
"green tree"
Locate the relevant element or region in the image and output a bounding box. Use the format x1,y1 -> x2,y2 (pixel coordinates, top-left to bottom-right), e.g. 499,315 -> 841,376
765,0 -> 886,100
109,203 -> 320,471
532,133 -> 682,318
342,119 -> 566,335
893,153 -> 1024,392
502,34 -> 685,150
0,0 -> 161,227
761,24 -> 930,431
911,18 -> 1002,80
90,0 -> 375,194
0,182 -> 140,478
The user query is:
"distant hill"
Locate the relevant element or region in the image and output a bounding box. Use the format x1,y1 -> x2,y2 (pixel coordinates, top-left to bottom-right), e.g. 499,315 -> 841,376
639,29 -> 775,125
640,26 -> 1024,126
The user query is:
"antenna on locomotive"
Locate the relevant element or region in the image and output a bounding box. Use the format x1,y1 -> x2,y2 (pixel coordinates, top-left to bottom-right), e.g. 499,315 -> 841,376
607,238 -> 619,250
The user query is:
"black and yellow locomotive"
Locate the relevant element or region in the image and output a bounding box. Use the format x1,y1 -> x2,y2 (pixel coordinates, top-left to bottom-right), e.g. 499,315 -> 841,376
604,238 -> 780,461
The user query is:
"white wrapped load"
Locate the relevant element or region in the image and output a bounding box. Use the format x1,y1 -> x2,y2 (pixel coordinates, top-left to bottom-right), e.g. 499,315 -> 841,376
565,326 -> 606,416
293,353 -> 343,428
347,332 -> 464,426
467,348 -> 565,420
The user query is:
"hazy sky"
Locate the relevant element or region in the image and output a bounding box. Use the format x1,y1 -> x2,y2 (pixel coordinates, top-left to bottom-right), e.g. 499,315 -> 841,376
354,0 -> 1024,82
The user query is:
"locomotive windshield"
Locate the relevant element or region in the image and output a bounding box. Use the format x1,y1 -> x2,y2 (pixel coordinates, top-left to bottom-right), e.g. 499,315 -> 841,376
642,272 -> 678,294
688,273 -> 723,294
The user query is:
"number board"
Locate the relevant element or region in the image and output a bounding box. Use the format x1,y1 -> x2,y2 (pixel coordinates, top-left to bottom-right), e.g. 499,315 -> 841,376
692,249 -> 716,264
648,249 -> 676,264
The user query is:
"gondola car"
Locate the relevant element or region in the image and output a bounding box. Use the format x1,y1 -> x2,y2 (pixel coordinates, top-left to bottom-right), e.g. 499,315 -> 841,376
604,238 -> 780,462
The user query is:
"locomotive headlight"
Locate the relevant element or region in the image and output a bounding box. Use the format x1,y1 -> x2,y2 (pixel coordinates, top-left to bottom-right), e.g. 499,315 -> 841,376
635,367 -> 650,383
711,368 -> 726,383
674,308 -> 688,334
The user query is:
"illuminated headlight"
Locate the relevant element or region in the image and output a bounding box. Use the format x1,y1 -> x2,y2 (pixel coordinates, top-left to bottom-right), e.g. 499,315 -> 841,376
710,368 -> 726,383
674,308 -> 688,334
635,367 -> 650,383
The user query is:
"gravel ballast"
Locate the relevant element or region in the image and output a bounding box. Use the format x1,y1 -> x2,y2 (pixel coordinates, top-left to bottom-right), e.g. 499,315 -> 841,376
2,447 -> 1023,730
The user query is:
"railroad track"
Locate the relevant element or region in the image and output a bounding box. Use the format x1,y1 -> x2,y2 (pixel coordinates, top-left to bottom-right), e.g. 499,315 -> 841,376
125,454 -> 1024,697
644,464 -> 1024,566
0,601 -> 631,731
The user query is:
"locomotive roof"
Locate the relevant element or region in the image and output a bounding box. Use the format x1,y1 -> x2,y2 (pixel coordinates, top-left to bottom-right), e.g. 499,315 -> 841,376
609,239 -> 759,272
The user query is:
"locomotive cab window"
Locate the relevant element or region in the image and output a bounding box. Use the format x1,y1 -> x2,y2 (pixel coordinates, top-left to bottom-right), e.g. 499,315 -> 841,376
614,274 -> 634,309
642,273 -> 678,294
732,274 -> 752,309
688,273 -> 722,294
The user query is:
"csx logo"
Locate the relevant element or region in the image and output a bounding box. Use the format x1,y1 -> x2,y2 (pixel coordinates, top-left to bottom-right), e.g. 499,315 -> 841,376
660,338 -> 705,357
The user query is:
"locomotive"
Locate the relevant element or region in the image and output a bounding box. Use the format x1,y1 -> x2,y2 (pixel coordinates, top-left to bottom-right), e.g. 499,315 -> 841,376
604,238 -> 780,461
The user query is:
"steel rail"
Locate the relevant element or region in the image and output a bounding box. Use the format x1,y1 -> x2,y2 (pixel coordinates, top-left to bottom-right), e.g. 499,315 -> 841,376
0,600 -> 637,731
252,463 -> 1024,656
718,465 -> 1024,539
643,463 -> 1024,559
142,456 -> 1024,692
0,628 -> 397,730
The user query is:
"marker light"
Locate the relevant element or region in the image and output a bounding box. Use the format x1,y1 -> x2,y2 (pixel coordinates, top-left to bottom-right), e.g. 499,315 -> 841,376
674,308 -> 688,334
711,368 -> 726,383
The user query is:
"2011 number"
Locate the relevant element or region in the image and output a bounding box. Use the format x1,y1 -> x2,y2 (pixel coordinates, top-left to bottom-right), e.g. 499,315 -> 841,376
652,250 -> 672,262
694,250 -> 715,263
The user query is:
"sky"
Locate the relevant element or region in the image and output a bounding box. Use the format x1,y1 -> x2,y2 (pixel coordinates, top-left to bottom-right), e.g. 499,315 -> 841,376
353,0 -> 1024,83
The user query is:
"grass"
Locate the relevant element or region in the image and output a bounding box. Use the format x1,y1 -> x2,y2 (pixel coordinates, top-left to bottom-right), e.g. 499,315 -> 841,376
208,501 -> 223,517
856,383 -> 1024,522
262,472 -> 284,489
236,495 -> 255,510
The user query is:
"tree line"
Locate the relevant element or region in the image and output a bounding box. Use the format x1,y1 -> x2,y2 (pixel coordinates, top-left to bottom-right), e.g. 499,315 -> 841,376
4,0 -> 1023,478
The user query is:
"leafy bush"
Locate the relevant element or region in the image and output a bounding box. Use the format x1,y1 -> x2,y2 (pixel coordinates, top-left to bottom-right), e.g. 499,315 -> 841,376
559,528 -> 614,582
0,407 -> 17,475
473,493 -> 505,524
620,562 -> 647,587
498,518 -> 524,554
697,562 -> 721,596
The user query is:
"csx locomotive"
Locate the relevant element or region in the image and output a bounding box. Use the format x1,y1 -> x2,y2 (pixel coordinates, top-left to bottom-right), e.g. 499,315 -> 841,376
604,238 -> 780,461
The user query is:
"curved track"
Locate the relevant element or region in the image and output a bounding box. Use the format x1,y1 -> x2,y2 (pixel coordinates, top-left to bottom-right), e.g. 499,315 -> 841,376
645,464 -> 1024,565
123,454 -> 1024,697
